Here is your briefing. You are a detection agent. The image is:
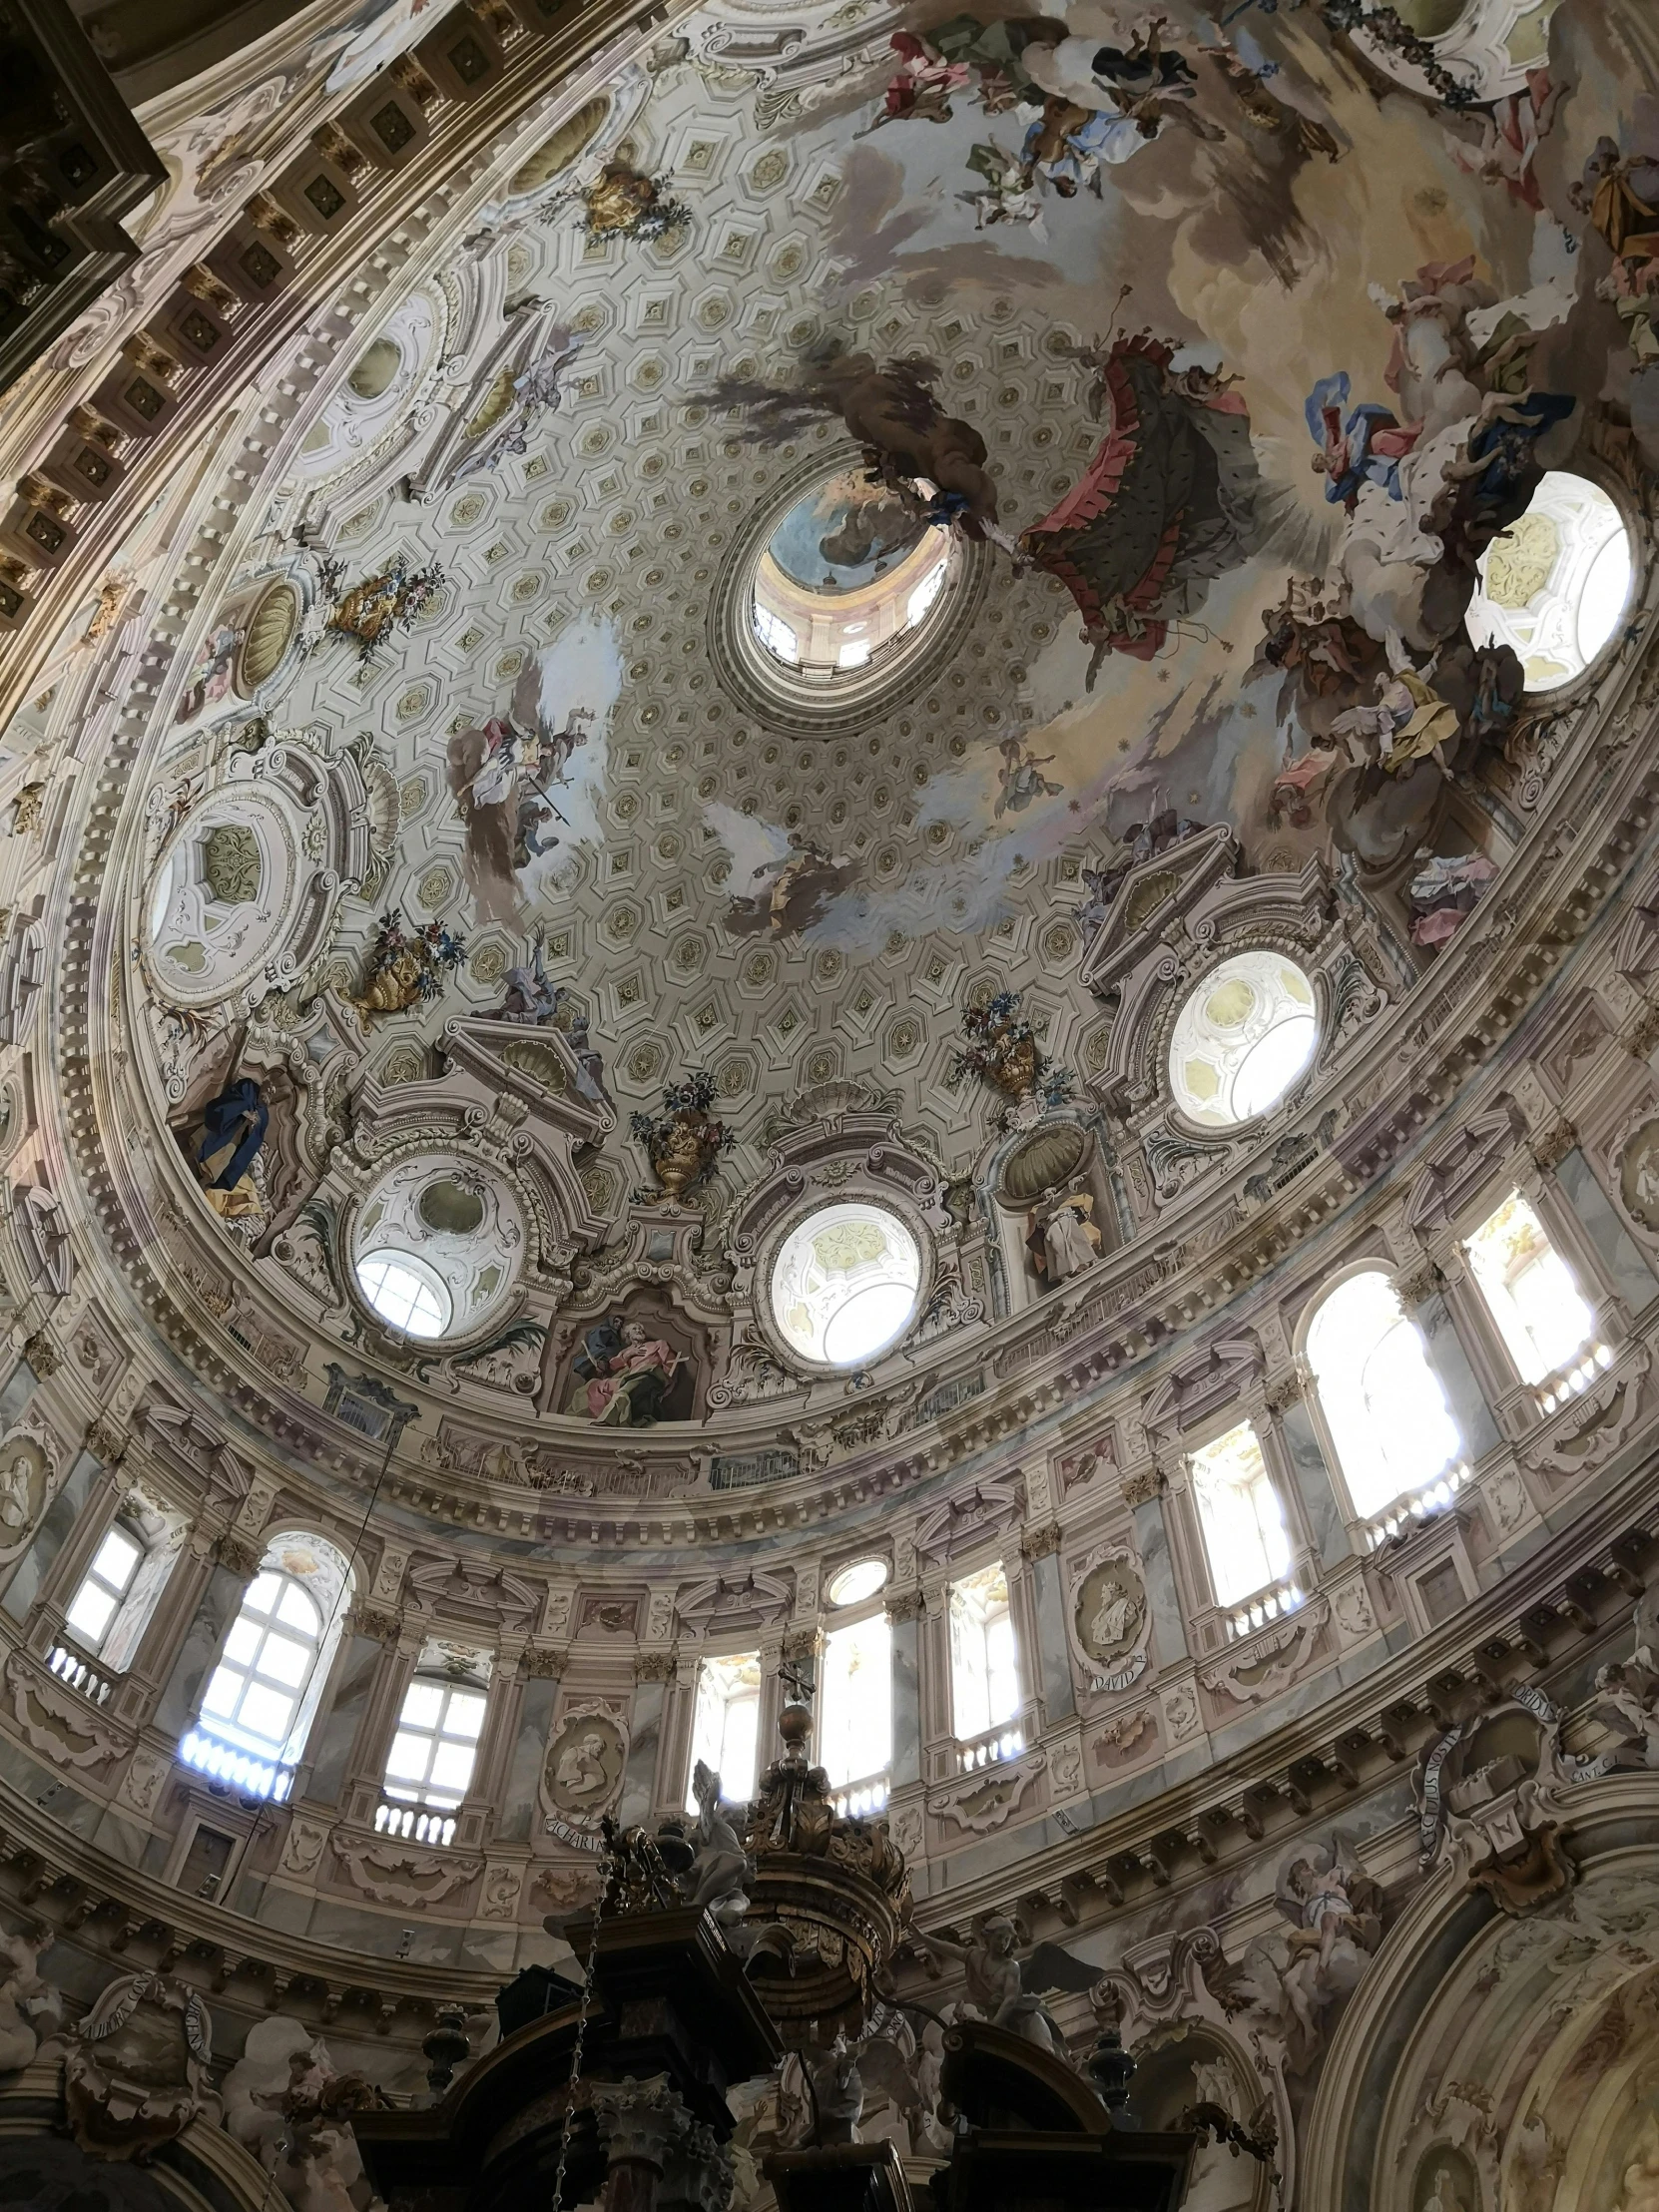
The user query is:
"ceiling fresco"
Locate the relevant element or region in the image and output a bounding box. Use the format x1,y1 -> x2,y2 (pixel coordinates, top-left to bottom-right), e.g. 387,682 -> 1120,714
107,0 -> 1655,1222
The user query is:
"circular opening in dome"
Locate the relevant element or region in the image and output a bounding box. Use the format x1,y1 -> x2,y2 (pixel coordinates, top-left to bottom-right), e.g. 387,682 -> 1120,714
418,1177 -> 487,1236
1466,472 -> 1633,693
355,1248 -> 452,1338
749,469 -> 958,681
770,1202 -> 923,1369
346,337 -> 403,402
827,1558 -> 890,1607
1169,951 -> 1319,1129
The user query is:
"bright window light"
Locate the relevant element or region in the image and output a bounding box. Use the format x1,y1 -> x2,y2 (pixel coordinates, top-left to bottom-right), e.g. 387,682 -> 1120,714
1170,952 -> 1319,1128
1305,1271 -> 1461,1518
1466,470 -> 1632,692
906,560 -> 948,630
827,1557 -> 889,1608
1189,1422 -> 1292,1609
770,1202 -> 922,1369
64,1526 -> 143,1651
687,1651 -> 762,1810
753,604 -> 800,664
949,1562 -> 1019,1742
820,1611 -> 891,1791
355,1248 -> 451,1338
199,1567 -> 322,1757
383,1672 -> 489,1809
836,638 -> 871,670
1464,1191 -> 1594,1384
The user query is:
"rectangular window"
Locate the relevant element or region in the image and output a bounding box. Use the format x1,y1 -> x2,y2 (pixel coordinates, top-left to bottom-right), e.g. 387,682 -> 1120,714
688,1650 -> 763,1810
948,1563 -> 1020,1743
1464,1191 -> 1598,1386
819,1611 -> 891,1804
63,1525 -> 143,1652
1188,1421 -> 1292,1609
383,1654 -> 491,1810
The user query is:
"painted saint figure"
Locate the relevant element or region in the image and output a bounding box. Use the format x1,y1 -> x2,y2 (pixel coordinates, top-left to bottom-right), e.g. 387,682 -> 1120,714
573,1318 -> 683,1426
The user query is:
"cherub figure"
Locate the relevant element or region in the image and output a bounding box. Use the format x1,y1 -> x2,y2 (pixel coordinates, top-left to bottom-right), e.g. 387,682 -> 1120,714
0,1923 -> 61,2072
910,1916 -> 1098,2055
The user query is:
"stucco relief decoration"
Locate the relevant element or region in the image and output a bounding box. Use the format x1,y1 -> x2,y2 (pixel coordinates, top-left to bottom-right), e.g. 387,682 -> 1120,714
1415,1692 -> 1581,1916
928,1748 -> 1046,1835
1619,1116 -> 1659,1234
329,1836 -> 482,1908
60,1973 -> 219,2161
0,1430 -> 51,1563
0,1925 -> 64,2073
542,1701 -> 630,1845
1200,1597 -> 1330,1707
3,1651 -> 128,1771
1068,1544 -> 1150,1693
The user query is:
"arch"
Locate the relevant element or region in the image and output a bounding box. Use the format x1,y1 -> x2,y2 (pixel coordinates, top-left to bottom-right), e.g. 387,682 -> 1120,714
1302,1268 -> 1463,1525
181,1527 -> 353,1796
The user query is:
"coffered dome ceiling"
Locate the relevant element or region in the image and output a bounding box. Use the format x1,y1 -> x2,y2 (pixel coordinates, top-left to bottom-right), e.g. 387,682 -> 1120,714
7,0 -> 1659,2194
3,0 -> 1657,1531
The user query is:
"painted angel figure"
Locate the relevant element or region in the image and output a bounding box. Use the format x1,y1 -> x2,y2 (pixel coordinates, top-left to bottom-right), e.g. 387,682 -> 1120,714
962,142 -> 1047,233
1268,1836 -> 1383,2068
447,660 -> 590,926
910,1915 -> 1101,2055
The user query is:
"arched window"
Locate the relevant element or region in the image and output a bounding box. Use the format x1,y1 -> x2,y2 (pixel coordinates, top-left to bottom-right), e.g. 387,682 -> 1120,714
181,1531 -> 352,1799
1306,1272 -> 1463,1526
1188,1421 -> 1296,1627
1463,1192 -> 1606,1395
55,1490 -> 187,1694
948,1562 -> 1022,1763
819,1609 -> 891,1817
687,1650 -> 763,1811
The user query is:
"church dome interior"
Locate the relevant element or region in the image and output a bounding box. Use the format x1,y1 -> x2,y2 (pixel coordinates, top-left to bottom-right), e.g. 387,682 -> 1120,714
2,0 -> 1659,2206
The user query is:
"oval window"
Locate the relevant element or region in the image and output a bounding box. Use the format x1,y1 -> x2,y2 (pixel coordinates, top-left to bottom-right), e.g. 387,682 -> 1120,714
1465,472 -> 1632,692
770,1202 -> 922,1368
827,1558 -> 890,1607
1169,951 -> 1319,1128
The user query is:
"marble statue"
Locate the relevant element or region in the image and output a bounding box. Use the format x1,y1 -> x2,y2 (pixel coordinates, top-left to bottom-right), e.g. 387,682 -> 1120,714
683,1760 -> 752,1926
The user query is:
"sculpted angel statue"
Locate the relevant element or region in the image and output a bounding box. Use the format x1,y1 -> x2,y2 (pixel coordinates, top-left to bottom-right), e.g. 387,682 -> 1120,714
910,1914 -> 1101,2054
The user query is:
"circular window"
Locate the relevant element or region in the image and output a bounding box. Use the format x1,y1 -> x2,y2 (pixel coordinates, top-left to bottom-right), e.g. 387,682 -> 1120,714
770,1202 -> 923,1369
827,1558 -> 890,1607
1169,951 -> 1319,1128
350,1154 -> 525,1344
1466,472 -> 1633,692
751,470 -> 957,679
711,456 -> 988,736
355,1249 -> 451,1338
